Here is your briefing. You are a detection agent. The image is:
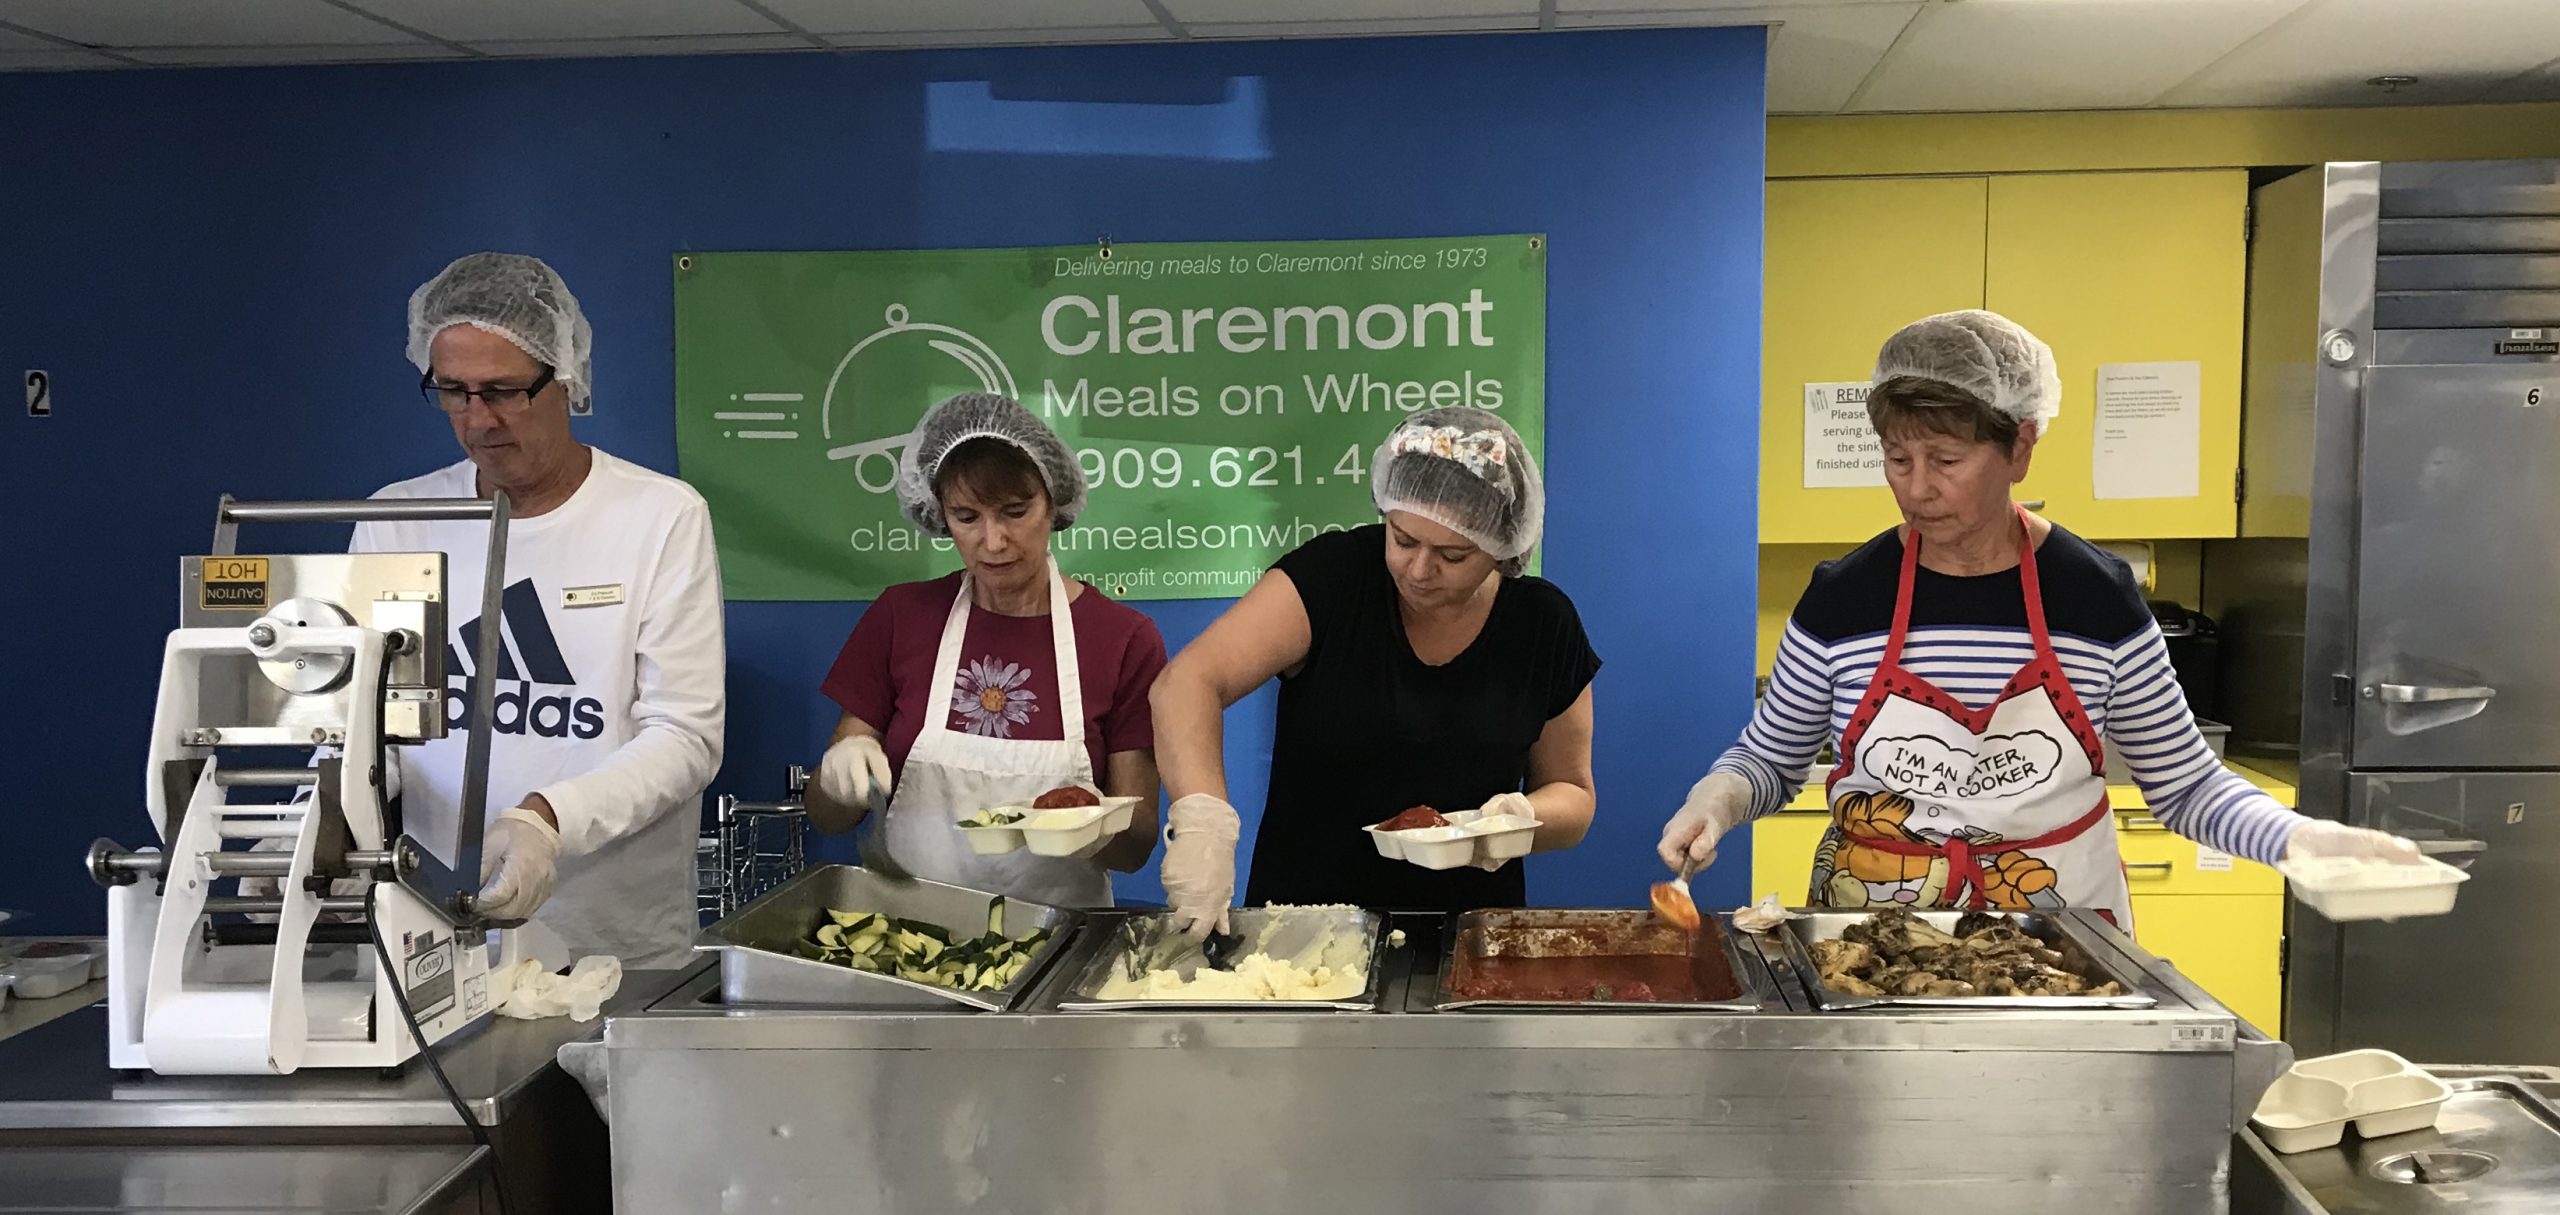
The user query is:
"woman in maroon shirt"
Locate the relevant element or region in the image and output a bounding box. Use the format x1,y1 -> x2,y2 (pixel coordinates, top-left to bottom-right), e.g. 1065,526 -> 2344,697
805,393 -> 1167,907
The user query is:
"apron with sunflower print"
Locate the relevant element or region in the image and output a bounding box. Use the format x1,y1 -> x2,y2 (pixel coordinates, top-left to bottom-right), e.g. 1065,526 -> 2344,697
1811,506 -> 2132,927
868,558 -> 1113,907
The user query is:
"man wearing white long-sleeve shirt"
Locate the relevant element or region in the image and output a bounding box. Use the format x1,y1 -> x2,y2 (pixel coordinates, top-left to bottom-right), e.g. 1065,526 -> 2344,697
359,252 -> 726,969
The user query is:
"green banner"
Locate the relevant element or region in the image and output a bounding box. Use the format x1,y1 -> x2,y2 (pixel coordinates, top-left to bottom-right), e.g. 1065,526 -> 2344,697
674,236 -> 1546,600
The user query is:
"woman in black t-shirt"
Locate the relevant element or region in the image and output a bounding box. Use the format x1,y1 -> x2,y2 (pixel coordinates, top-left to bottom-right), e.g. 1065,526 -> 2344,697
1150,407 -> 1602,934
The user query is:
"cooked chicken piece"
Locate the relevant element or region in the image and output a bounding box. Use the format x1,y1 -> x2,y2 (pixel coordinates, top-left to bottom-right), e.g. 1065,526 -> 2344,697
2088,981 -> 2126,998
1809,939 -> 1876,975
1825,908 -> 2120,1000
1953,911 -> 2010,939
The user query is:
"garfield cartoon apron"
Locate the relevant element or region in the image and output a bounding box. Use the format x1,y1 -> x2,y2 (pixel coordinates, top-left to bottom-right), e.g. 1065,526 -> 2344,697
1812,506 -> 2131,926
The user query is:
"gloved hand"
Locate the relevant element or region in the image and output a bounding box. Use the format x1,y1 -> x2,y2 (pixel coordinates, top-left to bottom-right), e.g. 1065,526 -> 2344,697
1657,771 -> 1754,875
2285,819 -> 2424,864
1472,792 -> 1539,872
478,805 -> 562,922
817,733 -> 894,812
1161,794 -> 1240,941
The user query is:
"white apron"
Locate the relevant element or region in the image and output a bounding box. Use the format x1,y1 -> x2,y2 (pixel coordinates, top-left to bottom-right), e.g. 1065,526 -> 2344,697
1812,506 -> 2133,927
866,559 -> 1113,907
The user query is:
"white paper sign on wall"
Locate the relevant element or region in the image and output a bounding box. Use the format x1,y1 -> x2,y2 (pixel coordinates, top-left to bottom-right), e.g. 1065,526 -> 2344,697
1804,380 -> 1882,489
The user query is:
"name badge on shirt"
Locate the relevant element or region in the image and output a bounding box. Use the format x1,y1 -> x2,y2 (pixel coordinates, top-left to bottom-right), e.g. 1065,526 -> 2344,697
563,584 -> 625,609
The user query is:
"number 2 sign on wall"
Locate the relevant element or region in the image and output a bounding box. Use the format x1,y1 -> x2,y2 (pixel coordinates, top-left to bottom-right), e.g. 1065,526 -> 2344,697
23,370 -> 48,418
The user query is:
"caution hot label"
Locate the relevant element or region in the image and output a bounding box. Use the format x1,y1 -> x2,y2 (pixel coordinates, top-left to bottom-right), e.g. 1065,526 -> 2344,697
200,556 -> 270,610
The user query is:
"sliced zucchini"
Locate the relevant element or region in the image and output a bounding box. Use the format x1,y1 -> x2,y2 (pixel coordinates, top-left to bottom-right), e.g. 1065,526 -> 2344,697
815,923 -> 845,948
987,896 -> 1006,938
825,909 -> 867,929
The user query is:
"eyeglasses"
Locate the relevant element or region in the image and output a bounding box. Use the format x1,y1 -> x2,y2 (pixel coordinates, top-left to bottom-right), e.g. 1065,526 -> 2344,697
421,365 -> 556,414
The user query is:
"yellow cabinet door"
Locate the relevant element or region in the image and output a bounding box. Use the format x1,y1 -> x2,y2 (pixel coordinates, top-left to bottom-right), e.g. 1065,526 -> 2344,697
1749,812 -> 1830,904
1986,170 -> 2248,539
2127,892 -> 2284,1033
1762,177 -> 1988,544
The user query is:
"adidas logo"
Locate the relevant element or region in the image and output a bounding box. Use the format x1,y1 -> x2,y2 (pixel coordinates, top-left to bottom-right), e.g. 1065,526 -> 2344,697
446,578 -> 605,740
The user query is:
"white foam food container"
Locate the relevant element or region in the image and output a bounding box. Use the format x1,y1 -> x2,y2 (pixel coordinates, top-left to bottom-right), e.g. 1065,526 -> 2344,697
1018,805 -> 1111,858
956,814 -> 1030,856
2251,1071 -> 2355,1154
0,952 -> 89,1001
1453,811 -> 1539,861
1366,810 -> 1539,870
2285,1049 -> 2454,1140
1094,795 -> 1140,836
2277,854 -> 2470,921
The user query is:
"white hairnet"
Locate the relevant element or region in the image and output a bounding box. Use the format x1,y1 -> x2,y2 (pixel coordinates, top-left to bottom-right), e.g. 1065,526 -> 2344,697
407,253 -> 594,407
1371,407 -> 1544,577
1871,310 -> 2061,428
895,392 -> 1089,536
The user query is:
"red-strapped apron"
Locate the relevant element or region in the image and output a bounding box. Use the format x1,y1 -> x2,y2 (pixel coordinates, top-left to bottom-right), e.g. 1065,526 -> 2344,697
1812,506 -> 2132,927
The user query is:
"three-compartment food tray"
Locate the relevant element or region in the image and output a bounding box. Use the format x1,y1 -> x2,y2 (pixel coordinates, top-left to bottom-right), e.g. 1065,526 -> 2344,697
1364,809 -> 1539,871
1772,910 -> 2160,1011
2253,1049 -> 2458,1153
958,796 -> 1142,858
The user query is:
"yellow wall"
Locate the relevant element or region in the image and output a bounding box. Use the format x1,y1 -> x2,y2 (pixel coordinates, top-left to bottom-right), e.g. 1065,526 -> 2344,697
1769,101 -> 2560,179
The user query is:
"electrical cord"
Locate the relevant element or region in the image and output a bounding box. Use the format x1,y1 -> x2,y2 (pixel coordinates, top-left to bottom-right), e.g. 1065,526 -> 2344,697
365,882 -> 515,1215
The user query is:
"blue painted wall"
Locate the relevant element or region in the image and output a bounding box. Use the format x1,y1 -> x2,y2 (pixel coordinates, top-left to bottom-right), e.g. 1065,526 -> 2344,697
0,29 -> 1765,932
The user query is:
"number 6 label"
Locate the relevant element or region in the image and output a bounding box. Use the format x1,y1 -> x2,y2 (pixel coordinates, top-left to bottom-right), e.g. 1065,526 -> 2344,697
2530,386 -> 2545,409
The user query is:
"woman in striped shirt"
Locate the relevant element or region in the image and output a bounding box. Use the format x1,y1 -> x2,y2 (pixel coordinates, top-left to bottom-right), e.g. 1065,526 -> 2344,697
1659,311 -> 2417,925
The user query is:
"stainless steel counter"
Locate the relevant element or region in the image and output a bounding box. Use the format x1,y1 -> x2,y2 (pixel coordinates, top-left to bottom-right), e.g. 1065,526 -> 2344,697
2233,1066 -> 2560,1215
606,910 -> 2289,1215
0,965 -> 698,1215
0,967 -> 691,1131
0,978 -> 107,1044
0,1143 -> 489,1214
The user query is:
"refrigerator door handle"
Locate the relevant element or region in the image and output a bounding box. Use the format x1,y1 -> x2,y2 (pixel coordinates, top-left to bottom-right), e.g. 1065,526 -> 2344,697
2417,838 -> 2488,858
2373,683 -> 2498,704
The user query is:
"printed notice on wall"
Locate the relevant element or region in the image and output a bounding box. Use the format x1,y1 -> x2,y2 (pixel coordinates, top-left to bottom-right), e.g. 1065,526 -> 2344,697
2092,361 -> 2202,500
1804,381 -> 1883,488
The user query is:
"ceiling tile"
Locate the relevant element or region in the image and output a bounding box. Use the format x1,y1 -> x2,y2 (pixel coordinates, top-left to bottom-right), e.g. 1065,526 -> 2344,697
1855,0 -> 2305,113
2162,0 -> 2560,108
771,0 -> 1160,34
0,0 -> 402,47
346,0 -> 782,43
822,24 -> 1171,47
1765,3 -> 1918,114
117,43 -> 463,66
0,47 -> 124,70
1163,0 -> 1535,23
1553,5 -> 1910,114
2481,55 -> 2560,104
1555,0 -> 1913,10
1186,14 -> 1539,38
475,33 -> 816,57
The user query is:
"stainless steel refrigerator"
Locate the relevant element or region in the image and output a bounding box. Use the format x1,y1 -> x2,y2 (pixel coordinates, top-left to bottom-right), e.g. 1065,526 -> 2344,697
2213,159 -> 2560,1060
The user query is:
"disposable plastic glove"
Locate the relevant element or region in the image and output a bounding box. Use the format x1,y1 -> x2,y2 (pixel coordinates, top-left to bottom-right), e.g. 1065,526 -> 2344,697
817,733 -> 894,813
2285,819 -> 2424,864
1471,792 -> 1539,872
1161,794 -> 1241,941
478,806 -> 562,922
1657,771 -> 1755,874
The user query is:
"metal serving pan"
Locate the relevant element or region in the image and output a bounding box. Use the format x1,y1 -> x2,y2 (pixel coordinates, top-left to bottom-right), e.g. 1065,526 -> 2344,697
699,864 -> 1080,1011
1776,910 -> 2158,1012
1433,909 -> 1780,1012
1054,906 -> 1384,1012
